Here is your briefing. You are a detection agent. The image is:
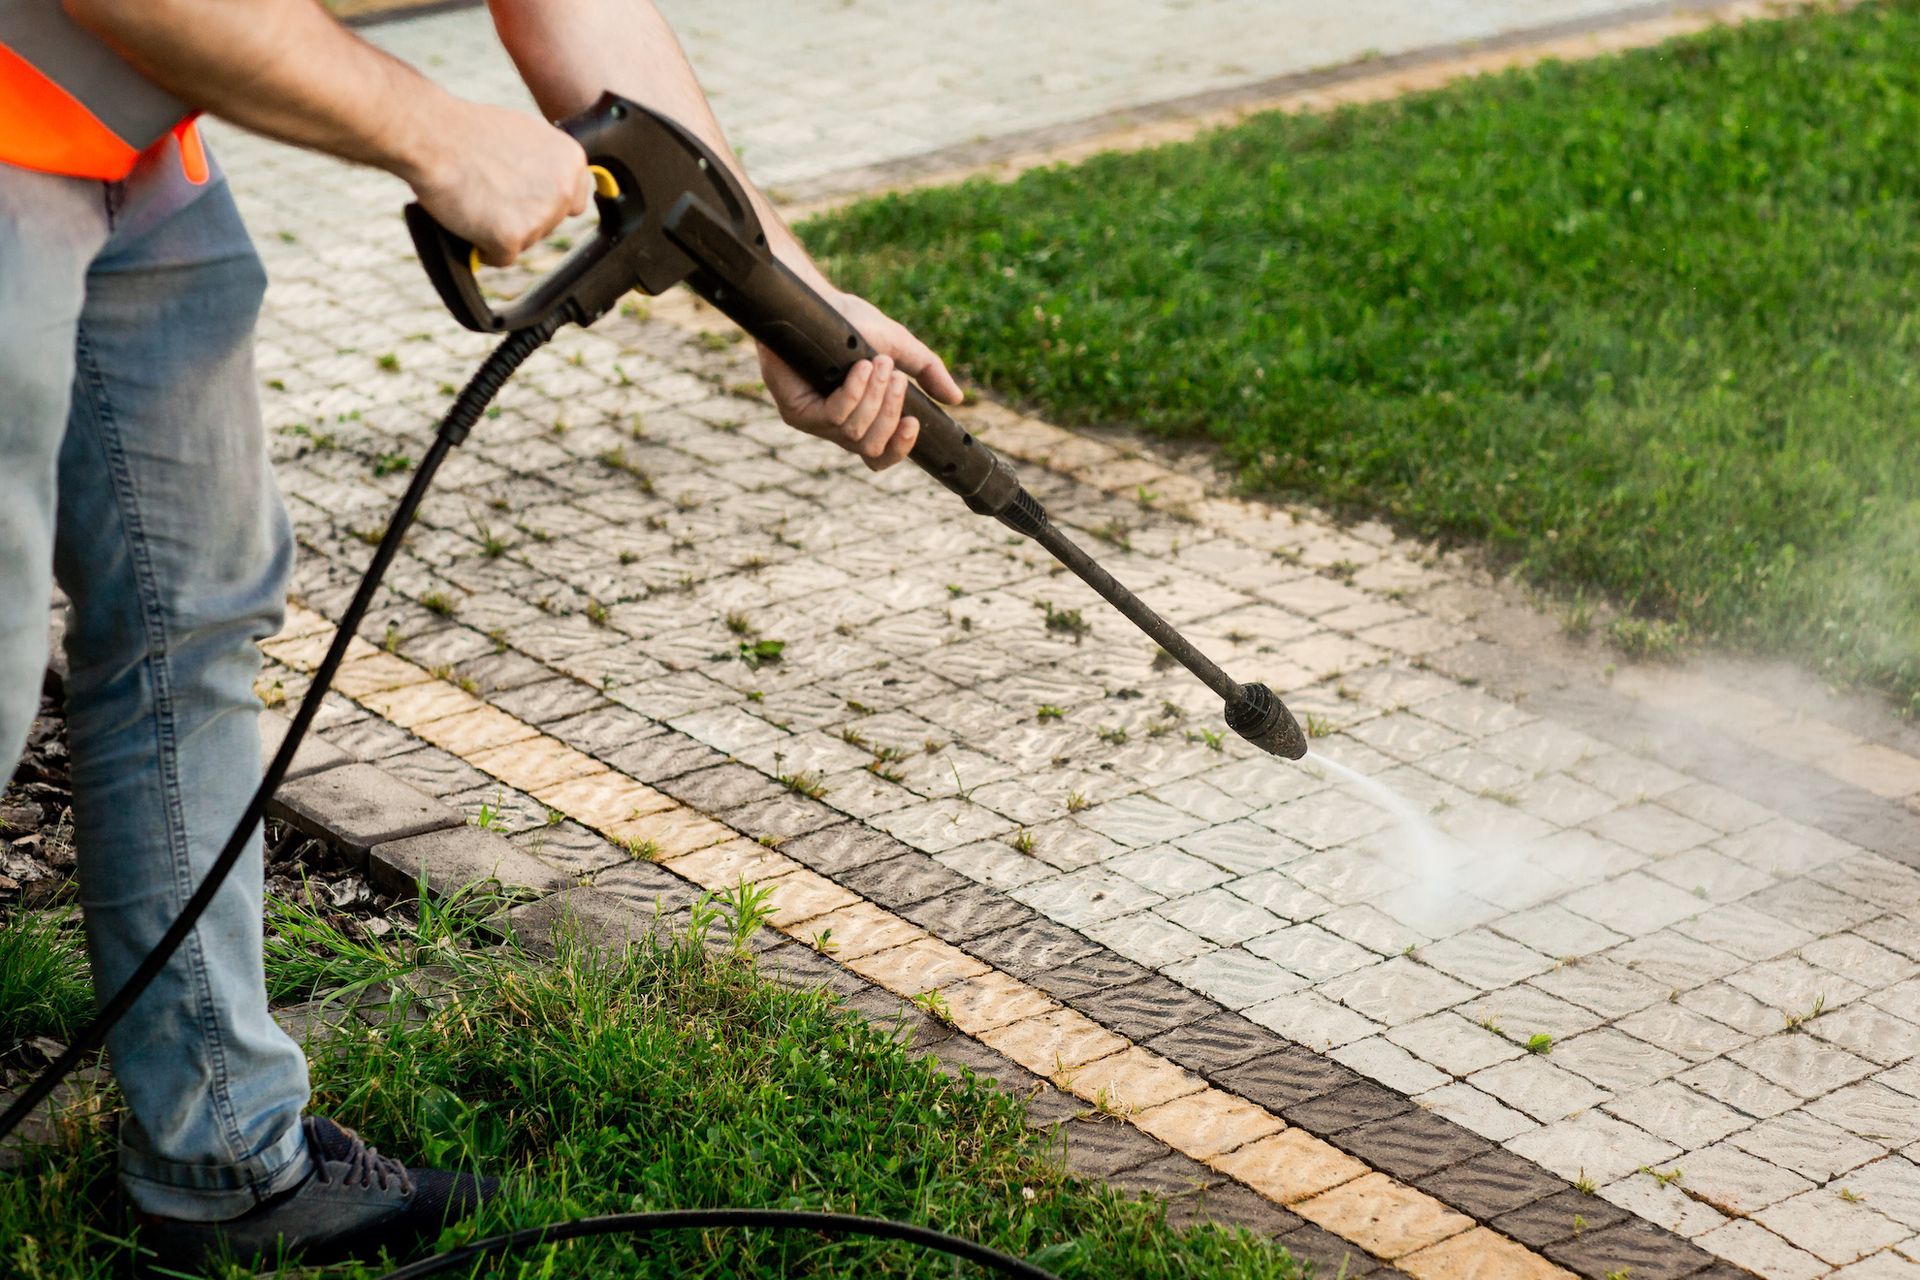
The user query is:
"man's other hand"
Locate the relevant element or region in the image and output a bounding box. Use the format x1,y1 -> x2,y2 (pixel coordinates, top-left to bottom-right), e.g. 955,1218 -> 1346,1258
408,104 -> 591,266
758,292 -> 965,471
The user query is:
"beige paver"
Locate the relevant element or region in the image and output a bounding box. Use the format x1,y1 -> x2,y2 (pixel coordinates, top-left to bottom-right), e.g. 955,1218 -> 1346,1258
1061,1046 -> 1206,1114
531,771 -> 676,832
845,937 -> 991,993
761,869 -> 861,928
1132,1087 -> 1285,1159
357,680 -> 483,728
661,838 -> 799,888
1402,1227 -> 1579,1280
468,738 -> 605,795
327,652 -> 432,698
1296,1171 -> 1475,1260
939,971 -> 1060,1035
1209,1127 -> 1370,1204
795,901 -> 927,959
979,1009 -> 1130,1076
415,705 -> 542,756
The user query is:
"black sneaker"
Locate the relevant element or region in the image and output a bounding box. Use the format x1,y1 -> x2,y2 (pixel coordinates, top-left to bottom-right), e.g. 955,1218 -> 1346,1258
131,1115 -> 497,1272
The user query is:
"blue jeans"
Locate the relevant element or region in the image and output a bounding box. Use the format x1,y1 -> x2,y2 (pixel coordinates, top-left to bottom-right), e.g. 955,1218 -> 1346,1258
0,136 -> 311,1221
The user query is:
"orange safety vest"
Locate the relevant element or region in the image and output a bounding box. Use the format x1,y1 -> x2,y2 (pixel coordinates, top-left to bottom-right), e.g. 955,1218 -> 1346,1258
0,0 -> 205,183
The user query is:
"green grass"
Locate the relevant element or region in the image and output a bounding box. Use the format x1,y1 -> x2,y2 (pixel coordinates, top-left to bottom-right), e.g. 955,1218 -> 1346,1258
807,1 -> 1920,711
0,910 -> 92,1049
3,891 -> 1304,1279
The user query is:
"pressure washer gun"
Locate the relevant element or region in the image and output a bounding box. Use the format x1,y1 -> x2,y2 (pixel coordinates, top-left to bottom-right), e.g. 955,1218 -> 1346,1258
405,93 -> 1307,760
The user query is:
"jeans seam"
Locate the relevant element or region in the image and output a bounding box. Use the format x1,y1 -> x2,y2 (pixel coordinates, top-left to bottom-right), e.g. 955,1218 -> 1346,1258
71,324 -> 259,1192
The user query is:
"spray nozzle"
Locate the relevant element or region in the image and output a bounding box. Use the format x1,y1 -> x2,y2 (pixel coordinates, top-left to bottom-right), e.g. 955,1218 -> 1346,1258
1225,683 -> 1308,760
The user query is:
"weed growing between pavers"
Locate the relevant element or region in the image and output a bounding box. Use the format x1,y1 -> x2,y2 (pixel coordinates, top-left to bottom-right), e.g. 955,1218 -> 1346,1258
810,0 -> 1920,711
4,893 -> 1306,1279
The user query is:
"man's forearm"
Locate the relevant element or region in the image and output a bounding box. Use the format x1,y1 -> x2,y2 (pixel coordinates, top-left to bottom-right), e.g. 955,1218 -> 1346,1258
487,0 -> 829,290
64,0 -> 460,189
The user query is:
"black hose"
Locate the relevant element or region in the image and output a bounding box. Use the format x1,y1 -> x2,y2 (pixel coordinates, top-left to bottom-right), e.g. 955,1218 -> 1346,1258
380,1209 -> 1060,1279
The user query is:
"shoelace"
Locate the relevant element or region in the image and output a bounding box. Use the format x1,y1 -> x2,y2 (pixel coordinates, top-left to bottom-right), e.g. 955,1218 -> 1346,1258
315,1123 -> 417,1198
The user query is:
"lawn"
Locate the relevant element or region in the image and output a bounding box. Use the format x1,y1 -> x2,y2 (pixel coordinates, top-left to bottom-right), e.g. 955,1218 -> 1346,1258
0,891 -> 1302,1279
805,0 -> 1920,712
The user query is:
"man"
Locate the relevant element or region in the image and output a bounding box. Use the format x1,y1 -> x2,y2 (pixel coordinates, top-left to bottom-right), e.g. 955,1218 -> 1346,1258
0,0 -> 963,1265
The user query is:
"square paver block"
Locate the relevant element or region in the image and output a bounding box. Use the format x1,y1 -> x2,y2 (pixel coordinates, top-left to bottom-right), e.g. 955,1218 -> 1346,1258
269,762 -> 462,862
1322,958 -> 1476,1025
1601,1081 -> 1751,1152
1028,949 -> 1152,1002
368,826 -> 569,899
329,652 -> 431,698
1491,1188 -> 1631,1249
1729,1109 -> 1889,1182
533,771 -> 675,834
1146,1012 -> 1283,1075
258,709 -> 350,780
416,705 -> 542,756
1416,1083 -> 1536,1144
1210,1128 -> 1370,1205
1073,974 -> 1221,1043
845,937 -> 990,995
1542,1218 -> 1716,1280
1508,1111 -> 1680,1185
1164,1182 -> 1303,1237
901,883 -> 1038,943
1529,959 -> 1669,1021
1283,1080 -> 1414,1136
1421,1149 -> 1564,1221
1054,1115 -> 1166,1179
664,839 -> 799,889
1133,1087 -> 1285,1160
1333,1109 -> 1491,1183
1694,1220 -> 1828,1280
1730,1035 -> 1877,1100
1756,1185 -> 1909,1265
1065,1046 -> 1206,1114
797,901 -> 924,960
763,869 -> 862,929
966,918 -> 1101,979
1551,1028 -> 1687,1094
1164,948 -> 1305,1010
1214,1045 -> 1365,1113
1469,1057 -> 1610,1125
1110,1150 -> 1227,1201
979,1008 -> 1130,1076
1401,1225 -> 1572,1280
358,679 -> 483,730
1415,930 -> 1554,992
939,971 -> 1058,1036
1388,1013 -> 1524,1077
1296,1172 -> 1474,1260
468,737 -> 605,795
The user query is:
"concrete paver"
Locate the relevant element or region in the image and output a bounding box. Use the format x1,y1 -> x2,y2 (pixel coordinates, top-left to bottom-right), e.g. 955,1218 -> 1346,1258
214,3 -> 1920,1276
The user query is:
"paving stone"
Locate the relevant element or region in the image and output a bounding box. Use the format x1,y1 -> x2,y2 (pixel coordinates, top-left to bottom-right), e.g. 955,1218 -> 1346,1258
1389,1012 -> 1526,1076
1491,1188 -> 1631,1249
979,1002 -> 1129,1076
1109,1149 -> 1227,1200
901,883 -> 1039,943
1507,1110 -> 1680,1186
1806,1080 -> 1920,1149
1470,1056 -> 1610,1125
1132,1087 -> 1285,1161
1756,1185 -> 1909,1265
269,761 -> 464,862
1014,866 -> 1165,928
1727,1110 -> 1884,1182
1209,1128 -> 1370,1206
1676,1057 -> 1803,1121
1840,1154 -> 1920,1231
1296,1172 -> 1474,1261
1156,886 -> 1284,946
1414,930 -> 1555,993
1693,1221 -> 1828,1280
1064,1045 -> 1206,1113
1213,1045 -> 1364,1114
845,936 -> 991,994
489,677 -> 608,726
1420,1149 -> 1565,1221
1322,958 -> 1476,1025
1529,958 -> 1670,1021
1415,1083 -> 1537,1144
1807,931 -> 1920,988
1056,1115 -> 1167,1178
1602,1081 -> 1751,1152
368,826 -> 571,899
1332,1107 -> 1492,1183
1830,1252 -> 1920,1280
939,970 -> 1059,1036
1028,949 -> 1151,1002
1729,1035 -> 1877,1100
1084,910 -> 1215,969
1674,901 -> 1817,964
777,821 -> 912,877
1271,1222 -> 1387,1276
1164,948 -> 1304,1011
1606,930 -> 1747,992
1551,1028 -> 1687,1094
1542,1217 -> 1716,1280
1074,974 -> 1223,1043
1164,1181 -> 1304,1236
258,709 -> 352,779
966,917 -> 1101,979
1145,1011 -> 1281,1076
1247,989 -> 1386,1052
1330,1037 -> 1451,1096
1612,1004 -> 1751,1066
1598,1174 -> 1727,1241
836,852 -> 972,910
1283,1079 -> 1415,1136
1245,922 -> 1381,982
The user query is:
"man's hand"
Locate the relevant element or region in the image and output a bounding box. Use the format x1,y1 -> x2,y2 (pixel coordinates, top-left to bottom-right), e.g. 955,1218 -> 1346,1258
758,292 -> 965,471
406,105 -> 592,266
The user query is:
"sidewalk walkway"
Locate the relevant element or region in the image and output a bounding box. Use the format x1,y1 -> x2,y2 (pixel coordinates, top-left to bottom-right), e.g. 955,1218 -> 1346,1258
222,4 -> 1920,1278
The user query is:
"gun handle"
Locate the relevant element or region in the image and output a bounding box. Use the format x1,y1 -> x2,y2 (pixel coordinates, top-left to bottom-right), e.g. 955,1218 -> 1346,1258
665,195 -> 1023,517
